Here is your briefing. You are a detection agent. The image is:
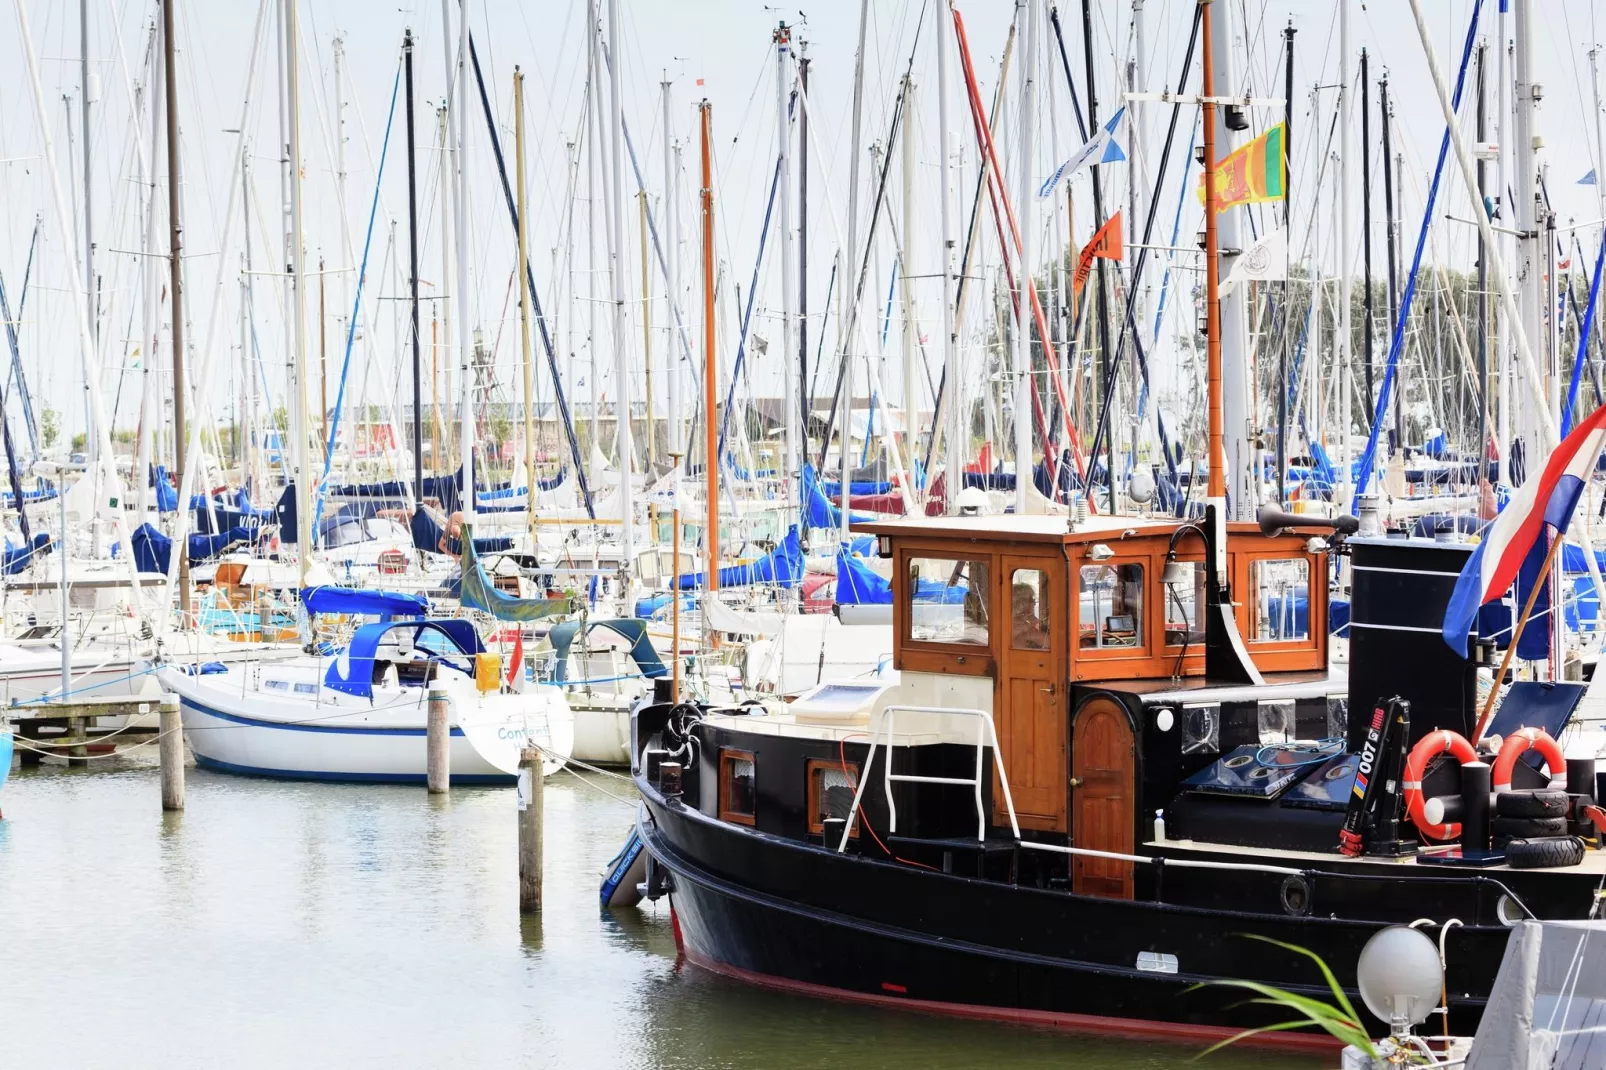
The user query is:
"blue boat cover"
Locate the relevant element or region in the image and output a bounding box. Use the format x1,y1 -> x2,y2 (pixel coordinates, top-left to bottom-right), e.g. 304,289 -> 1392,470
801,465 -> 875,531
675,525 -> 803,590
324,618 -> 485,698
835,550 -> 892,604
822,479 -> 891,497
2,531 -> 49,574
459,529 -> 570,622
152,464 -> 179,512
302,585 -> 428,619
546,618 -> 666,684
409,507 -> 514,556
130,523 -> 255,573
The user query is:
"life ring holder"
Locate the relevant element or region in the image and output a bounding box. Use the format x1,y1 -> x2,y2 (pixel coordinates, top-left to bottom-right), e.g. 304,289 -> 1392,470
1403,730 -> 1478,842
1491,727 -> 1565,792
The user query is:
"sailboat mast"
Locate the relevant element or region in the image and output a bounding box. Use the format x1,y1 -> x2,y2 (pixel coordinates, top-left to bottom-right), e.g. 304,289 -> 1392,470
163,0 -> 190,616
607,0 -> 634,564
1337,0 -> 1353,511
936,1 -> 959,515
286,0 -> 313,582
662,79 -> 679,460
776,22 -> 797,491
1200,0 -> 1224,499
404,29 -> 423,505
700,100 -> 718,595
1013,0 -> 1037,516
80,0 -> 95,355
451,0 -> 475,526
798,51 -> 811,473
135,43 -> 162,521
516,65 -> 535,531
841,0 -> 870,546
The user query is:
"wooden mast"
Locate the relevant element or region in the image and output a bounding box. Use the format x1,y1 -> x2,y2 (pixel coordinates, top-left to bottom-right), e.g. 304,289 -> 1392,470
700,100 -> 718,597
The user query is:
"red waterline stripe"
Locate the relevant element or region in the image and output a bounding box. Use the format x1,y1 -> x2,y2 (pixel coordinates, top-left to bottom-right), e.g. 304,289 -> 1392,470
680,945 -> 1340,1056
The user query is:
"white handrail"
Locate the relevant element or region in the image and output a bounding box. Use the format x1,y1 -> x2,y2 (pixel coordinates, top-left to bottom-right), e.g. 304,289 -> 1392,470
1015,839 -> 1306,877
836,703 -> 1021,852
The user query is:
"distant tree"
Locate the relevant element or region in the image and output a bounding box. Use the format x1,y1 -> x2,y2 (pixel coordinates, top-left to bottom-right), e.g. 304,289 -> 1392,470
40,408 -> 59,449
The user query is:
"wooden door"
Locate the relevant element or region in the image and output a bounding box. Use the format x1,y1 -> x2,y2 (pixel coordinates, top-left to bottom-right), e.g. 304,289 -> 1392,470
1071,697 -> 1135,898
994,557 -> 1066,832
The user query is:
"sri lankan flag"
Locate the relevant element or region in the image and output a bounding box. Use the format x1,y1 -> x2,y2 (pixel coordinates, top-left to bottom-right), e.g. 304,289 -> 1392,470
1197,122 -> 1286,211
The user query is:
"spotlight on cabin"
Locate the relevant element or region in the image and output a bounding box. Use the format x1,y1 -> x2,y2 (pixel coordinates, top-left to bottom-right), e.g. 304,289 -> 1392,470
1089,544 -> 1115,562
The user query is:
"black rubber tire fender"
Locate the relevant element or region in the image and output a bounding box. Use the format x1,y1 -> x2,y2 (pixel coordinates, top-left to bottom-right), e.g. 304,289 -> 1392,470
1491,815 -> 1569,839
1503,836 -> 1586,870
1494,789 -> 1569,819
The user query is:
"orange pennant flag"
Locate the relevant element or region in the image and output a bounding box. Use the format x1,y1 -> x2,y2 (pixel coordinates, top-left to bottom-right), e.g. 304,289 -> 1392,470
1073,211 -> 1122,294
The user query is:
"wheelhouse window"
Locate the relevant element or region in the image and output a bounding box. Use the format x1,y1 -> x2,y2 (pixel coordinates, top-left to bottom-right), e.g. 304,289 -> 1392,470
1079,563 -> 1144,649
806,758 -> 859,837
907,557 -> 990,646
1251,558 -> 1311,642
1010,569 -> 1050,651
1161,561 -> 1208,646
719,749 -> 756,826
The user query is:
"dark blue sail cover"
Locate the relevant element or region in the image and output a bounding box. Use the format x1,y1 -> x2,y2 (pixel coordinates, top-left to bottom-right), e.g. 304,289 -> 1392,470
129,524 -> 255,573
674,526 -> 803,591
301,585 -> 428,620
835,550 -> 892,604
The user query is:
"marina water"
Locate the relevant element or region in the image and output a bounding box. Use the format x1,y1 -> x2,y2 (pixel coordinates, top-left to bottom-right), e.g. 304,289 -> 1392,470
0,757 -> 1318,1069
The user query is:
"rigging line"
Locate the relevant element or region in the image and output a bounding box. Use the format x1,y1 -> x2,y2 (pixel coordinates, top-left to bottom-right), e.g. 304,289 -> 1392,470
923,21 -> 1017,478
716,156 -> 782,474
466,34 -> 594,519
1356,0 -> 1484,498
310,52 -> 401,534
1082,3 -> 1202,500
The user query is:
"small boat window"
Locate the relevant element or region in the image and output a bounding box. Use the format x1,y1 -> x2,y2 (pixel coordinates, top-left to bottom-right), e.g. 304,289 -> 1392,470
1161,561 -> 1208,647
907,557 -> 990,646
1009,569 -> 1049,651
719,749 -> 757,826
806,758 -> 859,837
1251,558 -> 1311,642
1079,563 -> 1144,649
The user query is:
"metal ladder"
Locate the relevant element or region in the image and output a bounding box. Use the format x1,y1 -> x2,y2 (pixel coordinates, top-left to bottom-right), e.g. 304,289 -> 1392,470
835,704 -> 1021,852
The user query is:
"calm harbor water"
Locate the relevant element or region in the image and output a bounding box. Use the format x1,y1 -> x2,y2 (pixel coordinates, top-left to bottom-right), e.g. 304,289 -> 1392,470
0,756 -> 1323,1069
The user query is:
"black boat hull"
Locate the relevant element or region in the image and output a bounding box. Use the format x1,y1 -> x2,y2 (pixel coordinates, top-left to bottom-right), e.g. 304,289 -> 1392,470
639,792 -> 1502,1051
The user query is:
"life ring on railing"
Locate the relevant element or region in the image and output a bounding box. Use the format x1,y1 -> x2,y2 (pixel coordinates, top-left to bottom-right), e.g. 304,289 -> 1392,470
1404,729 -> 1478,841
1492,727 -> 1565,792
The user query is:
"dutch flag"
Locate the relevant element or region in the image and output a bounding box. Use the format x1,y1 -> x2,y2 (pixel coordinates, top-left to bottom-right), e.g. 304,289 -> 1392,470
1442,403 -> 1606,656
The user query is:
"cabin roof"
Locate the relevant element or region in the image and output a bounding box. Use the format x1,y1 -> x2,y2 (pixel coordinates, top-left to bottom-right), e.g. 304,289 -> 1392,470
850,512 -> 1181,545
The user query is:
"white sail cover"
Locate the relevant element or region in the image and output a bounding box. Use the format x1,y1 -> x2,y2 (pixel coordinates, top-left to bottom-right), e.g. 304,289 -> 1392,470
1467,919 -> 1606,1070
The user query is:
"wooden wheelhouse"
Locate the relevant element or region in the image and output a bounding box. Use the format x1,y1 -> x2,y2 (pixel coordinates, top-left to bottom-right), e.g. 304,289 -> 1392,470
854,511 -> 1333,891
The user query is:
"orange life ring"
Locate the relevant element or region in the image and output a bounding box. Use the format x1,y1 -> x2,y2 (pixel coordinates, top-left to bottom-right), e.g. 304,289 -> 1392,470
1492,727 -> 1565,792
1403,729 -> 1478,841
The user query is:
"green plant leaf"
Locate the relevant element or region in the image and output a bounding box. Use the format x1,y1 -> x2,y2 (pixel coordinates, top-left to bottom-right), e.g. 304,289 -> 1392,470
1237,932 -> 1365,1025
1190,946 -> 1381,1060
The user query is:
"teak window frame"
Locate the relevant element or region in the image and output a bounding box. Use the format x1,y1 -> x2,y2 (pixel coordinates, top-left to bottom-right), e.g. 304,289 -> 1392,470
806,757 -> 860,837
718,748 -> 757,826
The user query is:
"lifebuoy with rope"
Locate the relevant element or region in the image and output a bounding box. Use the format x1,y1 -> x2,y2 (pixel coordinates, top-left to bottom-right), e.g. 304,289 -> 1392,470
1492,727 -> 1565,792
1403,729 -> 1478,841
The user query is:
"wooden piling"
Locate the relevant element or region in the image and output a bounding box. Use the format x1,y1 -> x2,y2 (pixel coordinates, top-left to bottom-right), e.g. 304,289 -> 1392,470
159,692 -> 184,811
259,590 -> 272,642
66,716 -> 87,768
518,747 -> 543,912
426,683 -> 449,793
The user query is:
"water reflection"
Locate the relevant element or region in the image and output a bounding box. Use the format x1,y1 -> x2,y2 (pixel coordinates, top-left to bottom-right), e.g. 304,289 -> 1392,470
0,759 -> 1320,1069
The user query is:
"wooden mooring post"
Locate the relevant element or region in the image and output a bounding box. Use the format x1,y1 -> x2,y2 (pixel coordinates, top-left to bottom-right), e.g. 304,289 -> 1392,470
159,692 -> 184,811
426,684 -> 449,794
518,747 -> 543,912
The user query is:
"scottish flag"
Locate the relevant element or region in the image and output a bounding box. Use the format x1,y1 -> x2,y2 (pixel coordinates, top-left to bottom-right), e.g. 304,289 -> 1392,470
1039,107 -> 1128,199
